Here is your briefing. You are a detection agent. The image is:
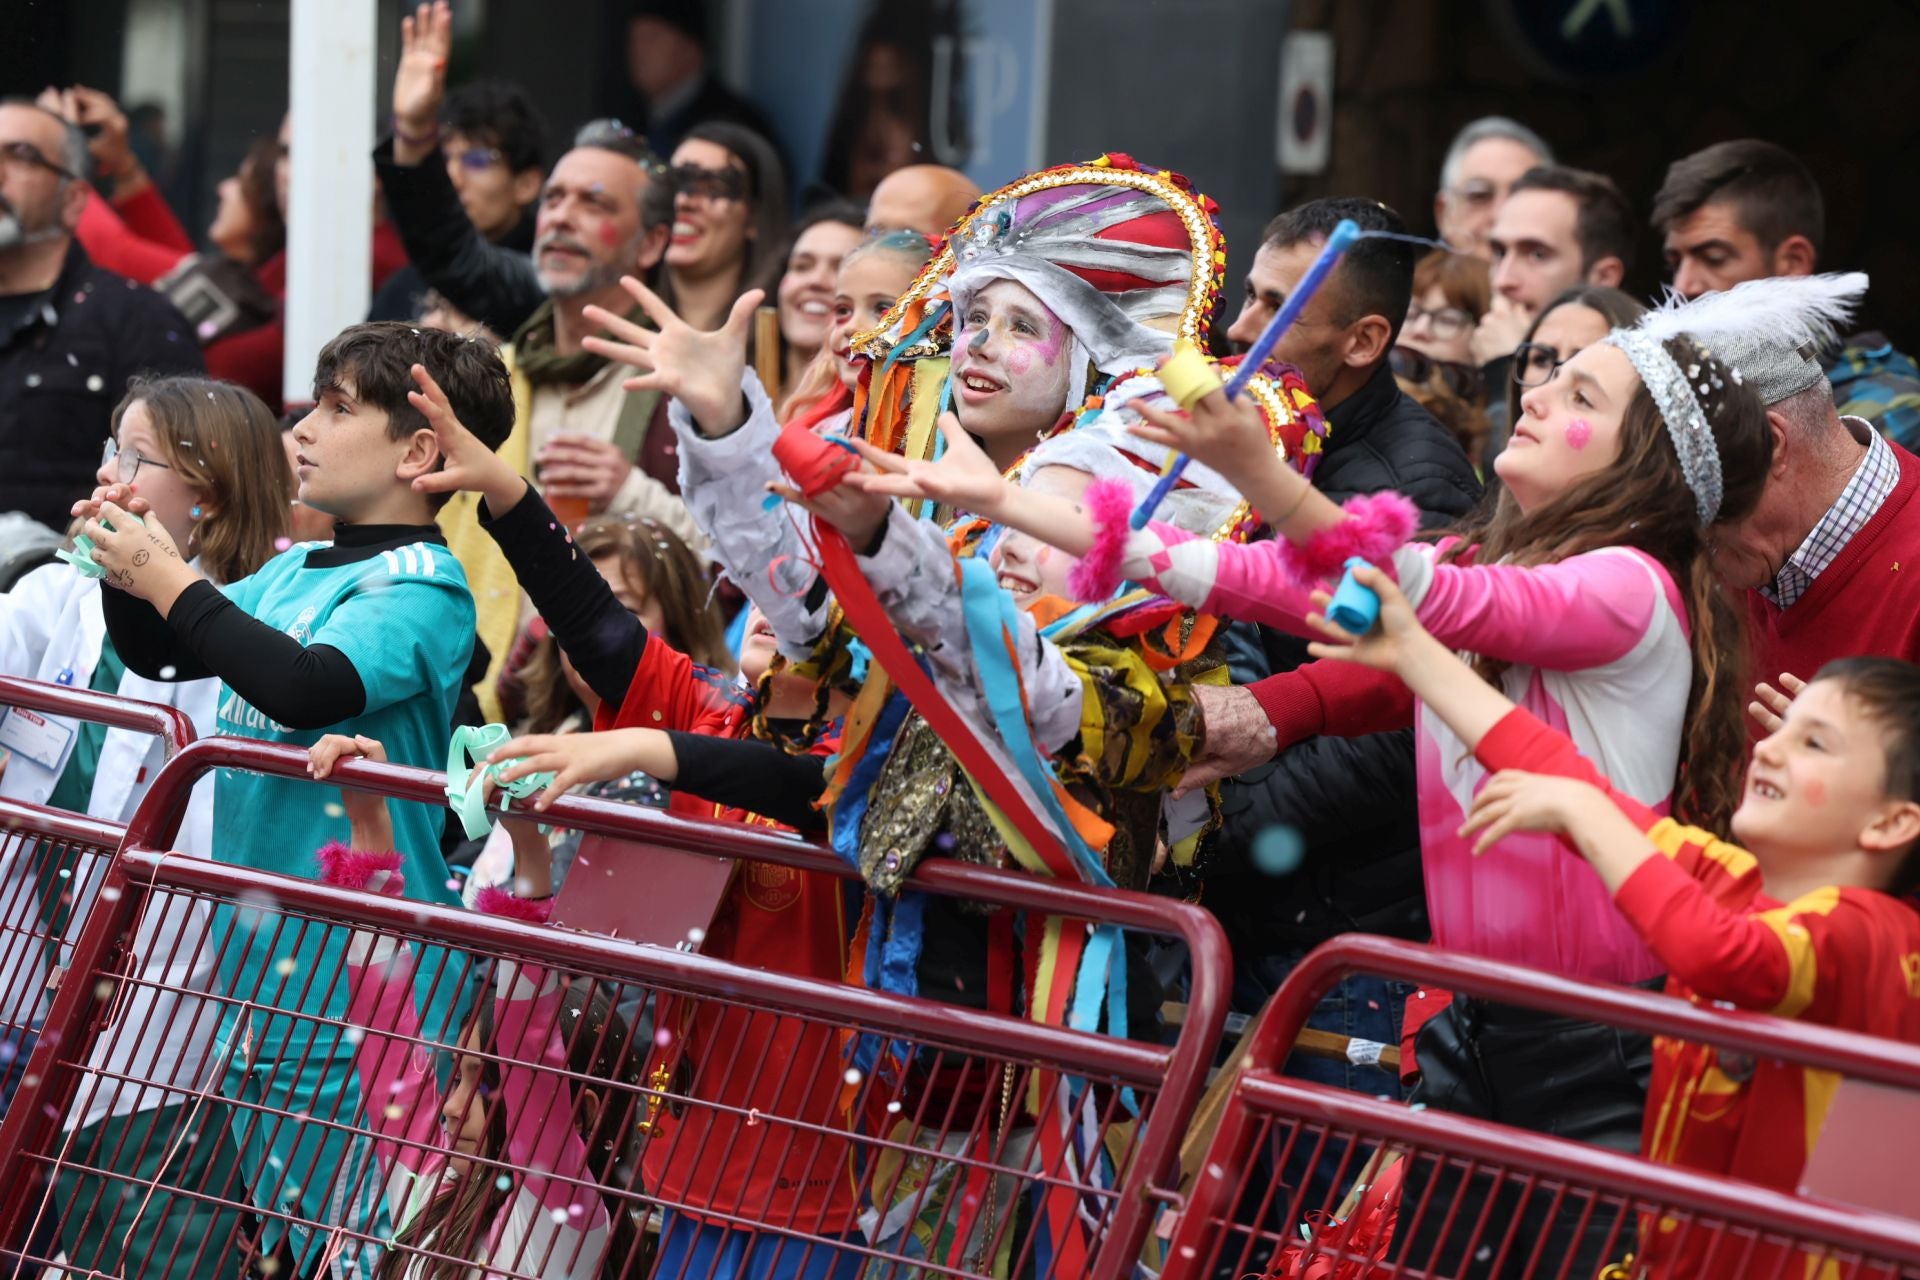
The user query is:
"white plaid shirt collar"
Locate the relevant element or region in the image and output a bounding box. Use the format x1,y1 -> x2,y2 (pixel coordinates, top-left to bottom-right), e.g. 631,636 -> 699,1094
1761,417 -> 1897,608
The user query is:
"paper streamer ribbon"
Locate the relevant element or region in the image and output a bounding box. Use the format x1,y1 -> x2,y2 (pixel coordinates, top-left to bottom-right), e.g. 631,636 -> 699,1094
444,723 -> 555,840
55,513 -> 146,579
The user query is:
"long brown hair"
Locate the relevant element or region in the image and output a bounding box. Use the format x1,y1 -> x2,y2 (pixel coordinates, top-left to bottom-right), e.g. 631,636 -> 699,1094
1451,333 -> 1773,831
112,376 -> 292,585
578,516 -> 732,672
374,980 -> 647,1280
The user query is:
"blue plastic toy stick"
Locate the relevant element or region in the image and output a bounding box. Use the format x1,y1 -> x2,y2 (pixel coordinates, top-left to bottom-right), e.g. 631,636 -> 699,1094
1325,556 -> 1382,634
1130,217 -> 1363,530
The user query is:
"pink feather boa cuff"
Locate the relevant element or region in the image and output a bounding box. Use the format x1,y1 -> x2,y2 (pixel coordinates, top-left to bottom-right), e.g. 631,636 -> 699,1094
1275,491 -> 1419,585
315,842 -> 405,896
474,885 -> 554,924
1067,478 -> 1137,602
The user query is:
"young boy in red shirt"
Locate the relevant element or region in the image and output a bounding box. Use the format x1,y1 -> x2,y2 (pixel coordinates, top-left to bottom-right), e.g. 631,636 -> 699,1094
1310,564 -> 1920,1280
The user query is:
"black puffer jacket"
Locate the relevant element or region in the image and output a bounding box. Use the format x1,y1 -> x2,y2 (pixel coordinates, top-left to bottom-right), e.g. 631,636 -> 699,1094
1202,361 -> 1482,969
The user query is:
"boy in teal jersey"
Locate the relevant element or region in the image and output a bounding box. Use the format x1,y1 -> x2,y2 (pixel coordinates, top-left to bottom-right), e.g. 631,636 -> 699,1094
80,322 -> 514,1273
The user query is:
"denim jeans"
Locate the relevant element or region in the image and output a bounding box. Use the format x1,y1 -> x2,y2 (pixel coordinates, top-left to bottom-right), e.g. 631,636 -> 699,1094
1234,945 -> 1412,1225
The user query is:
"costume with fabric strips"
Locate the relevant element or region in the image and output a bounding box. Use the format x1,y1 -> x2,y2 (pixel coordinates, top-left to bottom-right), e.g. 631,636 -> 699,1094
668,154 -> 1325,1273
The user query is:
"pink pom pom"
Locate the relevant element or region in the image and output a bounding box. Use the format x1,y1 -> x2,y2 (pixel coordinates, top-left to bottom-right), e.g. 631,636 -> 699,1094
1067,478 -> 1137,602
315,842 -> 404,895
474,886 -> 554,924
1273,491 -> 1419,585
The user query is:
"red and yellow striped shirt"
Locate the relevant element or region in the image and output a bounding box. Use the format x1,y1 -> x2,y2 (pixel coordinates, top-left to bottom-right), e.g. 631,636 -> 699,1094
1477,709 -> 1920,1278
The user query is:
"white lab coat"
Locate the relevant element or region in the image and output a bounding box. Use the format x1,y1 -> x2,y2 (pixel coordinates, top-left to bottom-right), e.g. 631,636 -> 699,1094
0,563 -> 221,1130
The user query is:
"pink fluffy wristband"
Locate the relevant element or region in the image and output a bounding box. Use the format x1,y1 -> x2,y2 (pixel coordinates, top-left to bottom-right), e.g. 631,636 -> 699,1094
1067,477 -> 1137,602
474,885 -> 554,924
1274,491 -> 1419,584
315,842 -> 405,896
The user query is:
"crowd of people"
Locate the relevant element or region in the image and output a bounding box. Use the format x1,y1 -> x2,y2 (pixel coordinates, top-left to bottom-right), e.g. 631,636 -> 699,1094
4,2 -> 1920,1277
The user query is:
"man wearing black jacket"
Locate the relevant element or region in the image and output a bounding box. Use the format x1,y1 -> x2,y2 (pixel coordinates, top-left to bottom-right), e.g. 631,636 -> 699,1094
0,98 -> 201,531
1186,200 -> 1480,1121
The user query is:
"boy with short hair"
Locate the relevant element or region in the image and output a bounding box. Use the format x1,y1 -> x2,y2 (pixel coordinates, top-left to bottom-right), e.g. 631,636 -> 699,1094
1311,565 -> 1920,1279
80,320 -> 514,1272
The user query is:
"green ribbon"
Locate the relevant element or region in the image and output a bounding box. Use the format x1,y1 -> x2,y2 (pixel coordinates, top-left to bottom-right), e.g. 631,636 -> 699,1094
55,513 -> 145,579
444,723 -> 556,840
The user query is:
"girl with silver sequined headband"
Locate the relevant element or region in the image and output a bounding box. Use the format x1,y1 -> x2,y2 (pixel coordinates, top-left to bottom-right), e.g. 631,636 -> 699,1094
922,315 -> 1773,1275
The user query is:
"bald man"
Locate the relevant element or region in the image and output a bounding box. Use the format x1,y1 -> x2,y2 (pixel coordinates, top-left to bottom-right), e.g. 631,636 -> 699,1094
865,164 -> 981,238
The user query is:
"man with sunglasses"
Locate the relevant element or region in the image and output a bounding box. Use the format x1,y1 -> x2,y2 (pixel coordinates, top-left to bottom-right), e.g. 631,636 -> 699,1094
0,98 -> 200,534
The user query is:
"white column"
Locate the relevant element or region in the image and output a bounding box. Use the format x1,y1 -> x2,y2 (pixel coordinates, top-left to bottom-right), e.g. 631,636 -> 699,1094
282,0 -> 377,408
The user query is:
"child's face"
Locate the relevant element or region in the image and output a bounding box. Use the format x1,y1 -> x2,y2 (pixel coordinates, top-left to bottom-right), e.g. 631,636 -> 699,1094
441,1021 -> 493,1178
989,466 -> 1091,609
952,279 -> 1075,458
1733,678 -> 1920,863
1495,340 -> 1634,514
739,604 -> 778,684
830,252 -> 918,391
102,401 -> 203,550
289,376 -> 421,519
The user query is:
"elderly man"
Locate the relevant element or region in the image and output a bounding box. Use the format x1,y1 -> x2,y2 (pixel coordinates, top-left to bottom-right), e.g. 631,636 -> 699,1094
1432,115 -> 1553,260
1697,277 -> 1920,682
865,163 -> 981,237
0,97 -> 200,531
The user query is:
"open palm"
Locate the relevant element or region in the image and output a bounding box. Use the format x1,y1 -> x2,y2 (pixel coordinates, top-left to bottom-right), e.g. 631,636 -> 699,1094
582,277 -> 763,437
844,413 -> 1010,516
406,363 -> 522,511
393,1 -> 453,129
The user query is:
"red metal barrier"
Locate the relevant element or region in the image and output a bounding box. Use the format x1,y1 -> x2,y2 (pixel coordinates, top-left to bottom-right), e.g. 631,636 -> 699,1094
1161,934 -> 1920,1280
0,736 -> 1231,1279
0,677 -> 196,1049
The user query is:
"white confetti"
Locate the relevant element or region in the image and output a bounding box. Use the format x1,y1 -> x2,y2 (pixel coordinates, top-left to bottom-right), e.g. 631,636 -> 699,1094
87,374 -> 105,392
275,957 -> 298,977
158,666 -> 177,680
843,1068 -> 862,1087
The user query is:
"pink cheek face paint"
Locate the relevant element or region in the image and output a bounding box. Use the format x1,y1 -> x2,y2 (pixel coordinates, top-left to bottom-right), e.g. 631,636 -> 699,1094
597,222 -> 621,247
1803,778 -> 1827,808
1007,346 -> 1032,375
1564,418 -> 1593,451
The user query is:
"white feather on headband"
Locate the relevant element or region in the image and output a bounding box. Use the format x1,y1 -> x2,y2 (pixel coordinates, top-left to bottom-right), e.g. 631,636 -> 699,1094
1636,271 -> 1868,351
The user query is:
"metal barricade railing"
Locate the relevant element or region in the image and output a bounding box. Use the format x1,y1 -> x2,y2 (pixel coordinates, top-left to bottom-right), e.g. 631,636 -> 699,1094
0,677 -> 195,1077
0,736 -> 1231,1279
1161,933 -> 1920,1280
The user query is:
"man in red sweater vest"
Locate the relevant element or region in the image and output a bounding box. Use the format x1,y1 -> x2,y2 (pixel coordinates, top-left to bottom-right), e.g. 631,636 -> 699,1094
1698,276 -> 1920,686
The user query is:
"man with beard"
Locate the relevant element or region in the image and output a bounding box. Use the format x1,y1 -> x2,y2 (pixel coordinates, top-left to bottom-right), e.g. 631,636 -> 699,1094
0,98 -> 200,532
377,7 -> 693,713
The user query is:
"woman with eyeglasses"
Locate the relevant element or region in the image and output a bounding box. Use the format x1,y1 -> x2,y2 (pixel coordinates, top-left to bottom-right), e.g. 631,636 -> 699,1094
1393,250 -> 1494,467
658,122 -> 790,333
1486,285 -> 1646,475
0,375 -> 291,1280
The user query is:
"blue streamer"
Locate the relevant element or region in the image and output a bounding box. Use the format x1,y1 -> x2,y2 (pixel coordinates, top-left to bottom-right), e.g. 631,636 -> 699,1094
957,559 -> 1134,1077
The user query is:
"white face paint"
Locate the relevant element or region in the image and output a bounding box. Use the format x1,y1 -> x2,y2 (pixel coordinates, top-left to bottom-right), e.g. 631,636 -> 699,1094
951,278 -> 1075,467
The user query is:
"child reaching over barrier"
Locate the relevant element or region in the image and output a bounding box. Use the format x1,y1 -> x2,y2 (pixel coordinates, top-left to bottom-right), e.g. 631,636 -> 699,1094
308,734 -> 644,1280
863,300 -> 1776,1276
74,322 -> 516,1273
402,365 -> 870,1279
1305,565 -> 1920,1280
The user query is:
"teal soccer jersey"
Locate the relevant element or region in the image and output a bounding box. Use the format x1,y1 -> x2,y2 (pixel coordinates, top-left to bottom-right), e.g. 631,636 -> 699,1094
206,530 -> 479,1266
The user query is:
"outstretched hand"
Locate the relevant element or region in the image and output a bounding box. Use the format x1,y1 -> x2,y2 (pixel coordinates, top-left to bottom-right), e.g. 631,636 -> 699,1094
1129,384 -> 1275,483
489,727 -> 677,812
1458,770 -> 1607,856
392,1 -> 453,151
1302,563 -> 1427,672
406,363 -> 525,514
582,277 -> 764,438
842,413 -> 1011,518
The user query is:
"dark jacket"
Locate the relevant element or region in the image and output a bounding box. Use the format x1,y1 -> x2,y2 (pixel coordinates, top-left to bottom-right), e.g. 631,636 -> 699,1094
0,242 -> 202,530
372,136 -> 546,340
1203,361 -> 1482,966
367,206 -> 536,326
612,71 -> 782,164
